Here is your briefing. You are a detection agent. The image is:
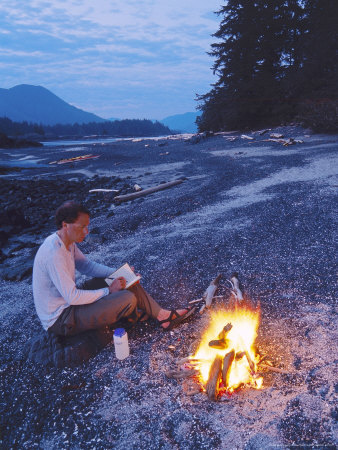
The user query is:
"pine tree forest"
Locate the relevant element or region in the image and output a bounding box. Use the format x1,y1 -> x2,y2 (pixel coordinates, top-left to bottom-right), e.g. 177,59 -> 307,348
197,0 -> 338,132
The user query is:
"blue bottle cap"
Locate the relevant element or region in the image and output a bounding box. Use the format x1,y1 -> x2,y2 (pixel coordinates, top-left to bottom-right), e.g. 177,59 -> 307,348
114,327 -> 126,338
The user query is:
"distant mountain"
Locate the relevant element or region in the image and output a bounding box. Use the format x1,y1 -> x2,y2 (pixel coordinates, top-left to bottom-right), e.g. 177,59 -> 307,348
0,84 -> 105,125
160,112 -> 201,133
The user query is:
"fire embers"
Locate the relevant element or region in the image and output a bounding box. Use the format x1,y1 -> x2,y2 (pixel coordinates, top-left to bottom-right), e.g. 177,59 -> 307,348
194,302 -> 263,401
205,344 -> 262,401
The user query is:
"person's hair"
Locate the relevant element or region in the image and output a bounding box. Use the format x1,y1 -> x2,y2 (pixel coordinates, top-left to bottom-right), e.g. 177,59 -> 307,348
55,201 -> 90,229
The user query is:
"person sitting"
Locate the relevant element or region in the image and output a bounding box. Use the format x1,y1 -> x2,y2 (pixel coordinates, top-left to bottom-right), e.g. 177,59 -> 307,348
32,200 -> 195,337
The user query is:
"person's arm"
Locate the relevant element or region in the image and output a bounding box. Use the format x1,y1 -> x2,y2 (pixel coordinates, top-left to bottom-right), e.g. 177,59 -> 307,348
74,245 -> 116,278
47,250 -> 109,306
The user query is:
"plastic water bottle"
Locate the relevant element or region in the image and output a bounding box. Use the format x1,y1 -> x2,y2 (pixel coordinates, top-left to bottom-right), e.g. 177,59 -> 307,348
113,328 -> 129,360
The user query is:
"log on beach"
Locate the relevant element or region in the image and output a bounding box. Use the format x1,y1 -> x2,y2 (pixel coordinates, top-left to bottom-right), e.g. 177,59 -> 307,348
113,179 -> 184,203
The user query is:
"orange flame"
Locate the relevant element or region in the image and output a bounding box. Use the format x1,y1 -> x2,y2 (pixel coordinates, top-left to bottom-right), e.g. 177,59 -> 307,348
193,301 -> 263,392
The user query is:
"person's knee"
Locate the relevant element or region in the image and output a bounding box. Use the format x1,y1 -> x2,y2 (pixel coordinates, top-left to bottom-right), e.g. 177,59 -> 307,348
120,290 -> 137,309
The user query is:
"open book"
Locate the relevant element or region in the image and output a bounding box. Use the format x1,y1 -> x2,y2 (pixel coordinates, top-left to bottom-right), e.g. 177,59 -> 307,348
105,263 -> 141,289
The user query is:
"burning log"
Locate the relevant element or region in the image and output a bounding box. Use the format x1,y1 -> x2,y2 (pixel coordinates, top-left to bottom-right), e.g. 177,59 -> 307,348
218,323 -> 232,340
208,340 -> 228,350
222,349 -> 235,388
208,323 -> 232,349
235,351 -> 245,360
175,356 -> 203,365
206,355 -> 223,401
244,350 -> 256,375
199,274 -> 222,314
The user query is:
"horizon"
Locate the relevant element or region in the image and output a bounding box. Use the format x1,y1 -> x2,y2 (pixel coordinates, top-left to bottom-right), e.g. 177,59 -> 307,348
0,1 -> 222,120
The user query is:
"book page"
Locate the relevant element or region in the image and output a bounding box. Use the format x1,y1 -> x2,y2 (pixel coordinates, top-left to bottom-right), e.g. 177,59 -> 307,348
105,263 -> 141,289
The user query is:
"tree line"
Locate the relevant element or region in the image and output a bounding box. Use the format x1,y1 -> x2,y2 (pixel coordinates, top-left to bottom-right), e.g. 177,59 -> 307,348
197,0 -> 338,132
0,117 -> 171,139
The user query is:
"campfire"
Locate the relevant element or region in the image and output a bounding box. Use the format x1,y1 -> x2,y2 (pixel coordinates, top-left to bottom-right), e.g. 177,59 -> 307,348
166,273 -> 287,400
192,301 -> 263,400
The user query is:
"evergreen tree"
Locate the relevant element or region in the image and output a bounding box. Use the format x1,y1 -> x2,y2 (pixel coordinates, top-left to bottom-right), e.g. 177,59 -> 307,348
295,0 -> 338,130
197,1 -> 306,131
0,117 -> 172,138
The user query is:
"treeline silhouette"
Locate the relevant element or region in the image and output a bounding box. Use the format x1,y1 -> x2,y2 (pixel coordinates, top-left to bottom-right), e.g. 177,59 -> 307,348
0,117 -> 171,138
197,0 -> 338,132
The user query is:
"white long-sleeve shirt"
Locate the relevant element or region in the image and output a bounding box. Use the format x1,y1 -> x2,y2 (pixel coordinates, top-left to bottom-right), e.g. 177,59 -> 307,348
33,232 -> 115,330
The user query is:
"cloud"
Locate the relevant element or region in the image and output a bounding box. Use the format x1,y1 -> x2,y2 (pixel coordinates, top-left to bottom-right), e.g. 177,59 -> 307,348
0,0 -> 222,118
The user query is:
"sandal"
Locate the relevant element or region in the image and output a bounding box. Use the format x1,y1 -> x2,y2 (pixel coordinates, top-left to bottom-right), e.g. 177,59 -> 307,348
159,307 -> 196,331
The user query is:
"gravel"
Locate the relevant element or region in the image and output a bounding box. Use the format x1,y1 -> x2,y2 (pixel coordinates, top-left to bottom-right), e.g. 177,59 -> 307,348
0,126 -> 337,448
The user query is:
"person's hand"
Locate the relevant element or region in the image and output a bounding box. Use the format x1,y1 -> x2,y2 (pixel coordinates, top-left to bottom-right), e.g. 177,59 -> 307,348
109,277 -> 127,293
130,266 -> 141,279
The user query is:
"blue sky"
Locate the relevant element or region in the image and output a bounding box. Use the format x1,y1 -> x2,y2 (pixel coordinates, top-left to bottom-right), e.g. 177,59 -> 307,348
0,1 -> 223,120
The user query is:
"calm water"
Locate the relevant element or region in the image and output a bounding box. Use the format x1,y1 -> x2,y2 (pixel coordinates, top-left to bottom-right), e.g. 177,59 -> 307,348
41,135 -> 170,147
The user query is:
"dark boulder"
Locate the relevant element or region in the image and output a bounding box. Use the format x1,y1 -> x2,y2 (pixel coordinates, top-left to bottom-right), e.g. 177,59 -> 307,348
26,327 -> 114,368
0,207 -> 31,229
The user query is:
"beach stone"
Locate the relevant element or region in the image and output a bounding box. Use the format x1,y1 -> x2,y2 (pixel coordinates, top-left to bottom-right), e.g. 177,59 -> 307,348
26,327 -> 114,368
0,207 -> 31,229
0,229 -> 10,247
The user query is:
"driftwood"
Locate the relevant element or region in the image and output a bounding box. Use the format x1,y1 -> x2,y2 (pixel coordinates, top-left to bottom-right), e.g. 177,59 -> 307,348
241,134 -> 254,140
175,356 -> 204,365
165,369 -> 197,379
206,355 -> 223,401
199,274 -> 222,314
189,295 -> 223,305
264,138 -> 303,146
89,188 -> 119,193
230,272 -> 244,301
222,350 -> 235,388
114,179 -> 184,203
259,363 -> 289,374
258,128 -> 271,135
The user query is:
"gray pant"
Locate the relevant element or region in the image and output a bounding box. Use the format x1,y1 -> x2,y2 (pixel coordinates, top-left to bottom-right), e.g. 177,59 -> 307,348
48,279 -> 161,337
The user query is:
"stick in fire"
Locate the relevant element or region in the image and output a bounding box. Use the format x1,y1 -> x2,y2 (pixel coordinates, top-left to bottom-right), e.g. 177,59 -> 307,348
206,355 -> 223,401
199,274 -> 222,314
208,323 -> 232,349
229,272 -> 244,302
